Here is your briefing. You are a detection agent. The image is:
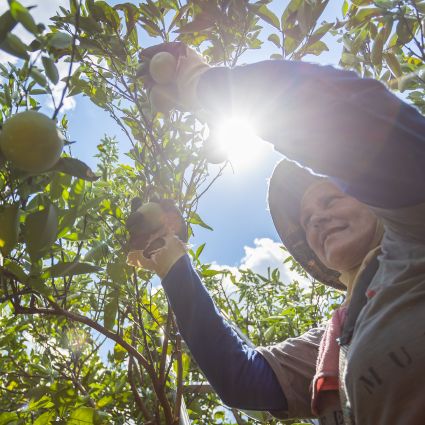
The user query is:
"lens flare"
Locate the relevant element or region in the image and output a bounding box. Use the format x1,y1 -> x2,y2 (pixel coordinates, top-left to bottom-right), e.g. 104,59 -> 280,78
215,117 -> 261,168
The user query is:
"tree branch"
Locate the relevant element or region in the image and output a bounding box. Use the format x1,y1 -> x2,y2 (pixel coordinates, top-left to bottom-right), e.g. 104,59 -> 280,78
128,356 -> 154,423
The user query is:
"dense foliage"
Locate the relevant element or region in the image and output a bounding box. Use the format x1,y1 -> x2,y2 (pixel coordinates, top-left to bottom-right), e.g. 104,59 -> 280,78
0,0 -> 424,424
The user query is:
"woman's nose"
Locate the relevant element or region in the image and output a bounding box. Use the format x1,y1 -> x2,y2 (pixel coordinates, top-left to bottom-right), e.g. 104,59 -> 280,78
310,211 -> 330,228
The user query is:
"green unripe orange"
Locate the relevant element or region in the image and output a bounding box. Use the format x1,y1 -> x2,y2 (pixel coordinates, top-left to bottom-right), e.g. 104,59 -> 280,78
0,110 -> 64,173
127,202 -> 165,238
137,202 -> 165,234
149,52 -> 177,84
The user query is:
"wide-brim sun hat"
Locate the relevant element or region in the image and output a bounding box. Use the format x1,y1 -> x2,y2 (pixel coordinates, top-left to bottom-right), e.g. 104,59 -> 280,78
268,160 -> 345,291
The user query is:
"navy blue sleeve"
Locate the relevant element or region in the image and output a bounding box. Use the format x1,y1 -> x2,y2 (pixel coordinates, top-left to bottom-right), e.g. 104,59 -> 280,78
198,61 -> 425,208
161,254 -> 288,412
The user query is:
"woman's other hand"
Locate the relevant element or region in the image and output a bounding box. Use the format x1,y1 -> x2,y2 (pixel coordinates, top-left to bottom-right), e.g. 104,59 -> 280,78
127,234 -> 187,279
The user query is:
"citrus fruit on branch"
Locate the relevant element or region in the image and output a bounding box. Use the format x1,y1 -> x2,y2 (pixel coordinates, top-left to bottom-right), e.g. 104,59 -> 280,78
149,52 -> 177,85
126,200 -> 187,257
0,110 -> 64,173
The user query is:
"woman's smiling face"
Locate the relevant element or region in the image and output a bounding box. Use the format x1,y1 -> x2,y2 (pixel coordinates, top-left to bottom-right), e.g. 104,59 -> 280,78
300,181 -> 378,272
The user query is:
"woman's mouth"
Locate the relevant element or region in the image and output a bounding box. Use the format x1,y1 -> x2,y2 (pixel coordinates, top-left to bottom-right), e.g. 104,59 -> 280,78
321,225 -> 348,246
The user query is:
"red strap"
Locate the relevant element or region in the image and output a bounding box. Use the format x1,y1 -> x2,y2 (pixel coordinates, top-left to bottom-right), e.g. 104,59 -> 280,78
316,376 -> 339,393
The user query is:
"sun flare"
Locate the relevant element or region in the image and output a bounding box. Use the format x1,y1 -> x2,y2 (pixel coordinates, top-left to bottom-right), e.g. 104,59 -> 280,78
214,116 -> 261,167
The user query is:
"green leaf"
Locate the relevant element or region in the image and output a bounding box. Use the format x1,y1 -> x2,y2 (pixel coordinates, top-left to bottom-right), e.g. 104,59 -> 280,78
303,40 -> 329,56
256,5 -> 280,30
341,52 -> 360,66
77,16 -> 102,34
281,0 -> 303,30
30,68 -> 48,87
309,22 -> 333,45
384,52 -> 402,77
283,29 -> 304,55
416,2 -> 425,13
398,73 -> 416,92
353,7 -> 382,23
0,10 -> 17,44
396,18 -> 415,45
114,3 -> 139,36
175,13 -> 214,33
168,4 -> 190,32
264,324 -> 275,340
0,33 -> 29,60
9,0 -> 38,34
0,412 -> 19,424
113,342 -> 127,361
270,53 -> 283,60
195,243 -> 205,260
42,262 -> 101,279
188,211 -> 213,231
24,203 -> 58,261
202,269 -> 223,277
27,277 -> 52,298
67,407 -> 95,425
96,395 -> 113,408
48,32 -> 73,49
214,411 -> 225,420
93,411 -> 110,424
30,88 -> 48,95
371,30 -> 385,67
2,259 -> 28,283
104,289 -> 118,331
268,33 -> 281,48
139,17 -> 161,37
297,1 -> 313,35
48,157 -> 99,181
342,0 -> 349,17
42,56 -> 59,84
107,262 -> 129,283
92,1 -> 120,29
84,241 -> 109,262
352,0 -> 374,4
33,411 -> 55,425
0,204 -> 20,256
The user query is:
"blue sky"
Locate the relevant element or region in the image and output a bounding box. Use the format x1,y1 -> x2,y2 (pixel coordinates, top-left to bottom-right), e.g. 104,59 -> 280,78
2,0 -> 344,275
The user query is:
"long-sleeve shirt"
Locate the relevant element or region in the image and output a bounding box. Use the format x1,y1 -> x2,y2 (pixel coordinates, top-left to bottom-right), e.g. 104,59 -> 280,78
198,60 -> 425,209
162,60 -> 425,423
162,255 -> 290,414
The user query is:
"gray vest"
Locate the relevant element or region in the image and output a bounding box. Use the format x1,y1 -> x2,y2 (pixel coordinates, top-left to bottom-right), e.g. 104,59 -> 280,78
337,256 -> 379,425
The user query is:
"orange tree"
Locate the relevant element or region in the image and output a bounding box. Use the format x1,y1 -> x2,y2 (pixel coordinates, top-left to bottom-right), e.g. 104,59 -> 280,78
335,0 -> 425,106
2,0 -> 423,424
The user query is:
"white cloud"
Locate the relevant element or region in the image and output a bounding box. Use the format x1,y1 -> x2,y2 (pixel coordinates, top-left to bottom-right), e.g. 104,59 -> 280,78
240,237 -> 309,286
209,237 -> 309,299
240,237 -> 291,279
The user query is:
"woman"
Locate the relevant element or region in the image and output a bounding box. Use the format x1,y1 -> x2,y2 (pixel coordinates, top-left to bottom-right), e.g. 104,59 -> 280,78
127,43 -> 425,424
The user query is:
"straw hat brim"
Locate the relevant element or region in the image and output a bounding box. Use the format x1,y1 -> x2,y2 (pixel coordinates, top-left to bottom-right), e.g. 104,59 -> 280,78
268,160 -> 345,291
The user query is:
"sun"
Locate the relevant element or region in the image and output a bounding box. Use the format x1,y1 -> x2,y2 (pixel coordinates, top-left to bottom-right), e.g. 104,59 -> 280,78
214,116 -> 262,168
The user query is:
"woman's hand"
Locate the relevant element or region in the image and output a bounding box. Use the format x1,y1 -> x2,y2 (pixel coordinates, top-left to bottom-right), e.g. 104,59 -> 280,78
127,234 -> 187,279
138,42 -> 210,111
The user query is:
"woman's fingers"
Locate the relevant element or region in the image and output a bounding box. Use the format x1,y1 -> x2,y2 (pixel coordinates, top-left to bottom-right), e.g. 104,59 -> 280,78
127,234 -> 187,278
126,250 -> 156,270
139,42 -> 187,60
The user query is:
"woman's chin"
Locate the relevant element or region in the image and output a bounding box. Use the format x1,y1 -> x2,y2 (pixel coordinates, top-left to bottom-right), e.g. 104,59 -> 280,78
323,241 -> 361,271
